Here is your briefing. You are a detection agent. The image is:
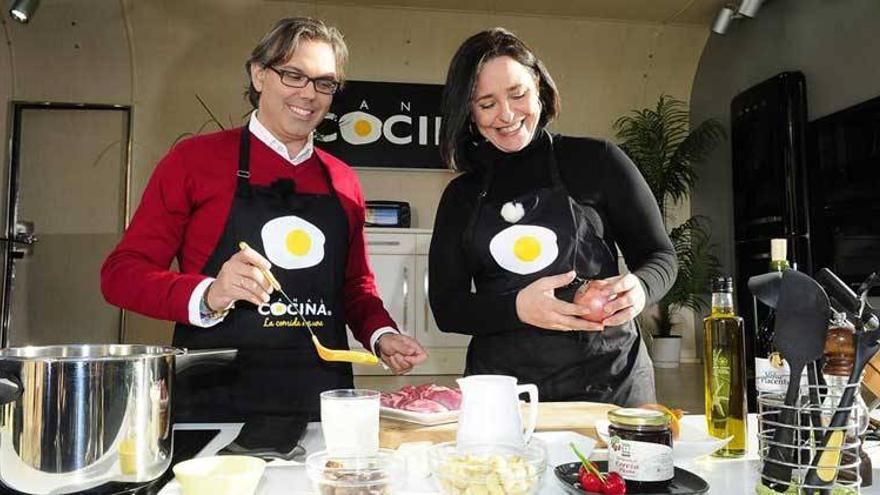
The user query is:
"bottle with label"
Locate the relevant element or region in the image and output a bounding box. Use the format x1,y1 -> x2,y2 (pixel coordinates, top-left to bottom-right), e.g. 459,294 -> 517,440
754,238 -> 791,394
703,276 -> 747,457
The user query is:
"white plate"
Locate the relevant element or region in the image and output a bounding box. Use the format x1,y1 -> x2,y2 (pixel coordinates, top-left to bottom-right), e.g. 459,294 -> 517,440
535,431 -> 596,469
595,415 -> 733,462
870,407 -> 880,425
380,406 -> 460,426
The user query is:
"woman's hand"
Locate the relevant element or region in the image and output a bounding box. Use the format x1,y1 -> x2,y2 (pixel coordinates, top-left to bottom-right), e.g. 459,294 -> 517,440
206,246 -> 274,311
516,271 -> 604,332
591,273 -> 646,327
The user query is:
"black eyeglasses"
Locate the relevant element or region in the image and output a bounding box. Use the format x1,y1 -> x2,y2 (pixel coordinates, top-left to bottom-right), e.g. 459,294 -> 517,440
268,66 -> 340,95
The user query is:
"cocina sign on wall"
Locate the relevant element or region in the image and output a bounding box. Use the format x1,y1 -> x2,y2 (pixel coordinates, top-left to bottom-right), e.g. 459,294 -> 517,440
315,80 -> 446,170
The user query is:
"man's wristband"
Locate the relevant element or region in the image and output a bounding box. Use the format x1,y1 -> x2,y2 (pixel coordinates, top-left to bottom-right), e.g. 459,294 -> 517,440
200,282 -> 230,319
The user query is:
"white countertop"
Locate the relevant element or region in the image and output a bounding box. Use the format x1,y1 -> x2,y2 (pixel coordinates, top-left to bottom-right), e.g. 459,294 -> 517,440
161,416 -> 880,494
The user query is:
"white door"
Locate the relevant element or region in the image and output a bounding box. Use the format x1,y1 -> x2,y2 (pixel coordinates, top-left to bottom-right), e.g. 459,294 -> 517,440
2,104 -> 130,347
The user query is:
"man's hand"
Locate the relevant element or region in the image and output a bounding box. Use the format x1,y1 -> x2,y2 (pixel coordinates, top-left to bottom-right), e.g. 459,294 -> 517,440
376,334 -> 428,375
206,246 -> 274,311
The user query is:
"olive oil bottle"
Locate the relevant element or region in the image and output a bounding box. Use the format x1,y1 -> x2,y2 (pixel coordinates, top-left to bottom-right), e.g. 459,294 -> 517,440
703,276 -> 747,457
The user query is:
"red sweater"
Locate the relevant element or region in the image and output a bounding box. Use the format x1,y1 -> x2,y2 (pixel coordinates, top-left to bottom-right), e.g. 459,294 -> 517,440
101,128 -> 396,347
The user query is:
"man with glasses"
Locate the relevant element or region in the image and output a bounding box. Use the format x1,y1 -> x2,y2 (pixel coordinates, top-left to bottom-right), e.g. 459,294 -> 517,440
102,17 -> 427,423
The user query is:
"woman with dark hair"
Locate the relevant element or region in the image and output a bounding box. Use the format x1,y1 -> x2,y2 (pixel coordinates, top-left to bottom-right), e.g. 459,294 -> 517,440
429,28 -> 677,406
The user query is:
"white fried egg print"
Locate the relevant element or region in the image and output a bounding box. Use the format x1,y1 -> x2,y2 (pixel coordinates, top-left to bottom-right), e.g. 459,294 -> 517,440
489,225 -> 558,275
339,111 -> 381,145
261,216 -> 325,269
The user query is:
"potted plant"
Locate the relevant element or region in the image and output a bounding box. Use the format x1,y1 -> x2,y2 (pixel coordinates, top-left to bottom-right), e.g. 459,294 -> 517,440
613,95 -> 724,368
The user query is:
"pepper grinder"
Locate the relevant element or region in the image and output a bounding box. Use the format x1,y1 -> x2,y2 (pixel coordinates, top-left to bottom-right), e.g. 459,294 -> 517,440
821,311 -> 871,487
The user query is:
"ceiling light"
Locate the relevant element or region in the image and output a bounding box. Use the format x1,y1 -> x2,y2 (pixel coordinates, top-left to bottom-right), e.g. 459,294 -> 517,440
712,5 -> 737,35
738,0 -> 763,17
8,0 -> 40,23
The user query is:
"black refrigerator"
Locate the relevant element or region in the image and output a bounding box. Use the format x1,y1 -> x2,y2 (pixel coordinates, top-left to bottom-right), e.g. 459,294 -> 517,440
808,94 -> 880,297
730,71 -> 811,411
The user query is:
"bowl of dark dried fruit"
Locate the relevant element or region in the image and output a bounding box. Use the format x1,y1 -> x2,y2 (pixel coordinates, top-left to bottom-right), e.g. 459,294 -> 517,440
305,449 -> 405,495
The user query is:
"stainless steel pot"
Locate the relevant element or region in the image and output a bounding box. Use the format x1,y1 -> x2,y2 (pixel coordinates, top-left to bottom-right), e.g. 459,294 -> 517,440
0,344 -> 236,495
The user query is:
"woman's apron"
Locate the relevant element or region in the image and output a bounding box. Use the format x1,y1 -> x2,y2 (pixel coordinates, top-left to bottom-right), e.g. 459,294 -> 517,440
461,131 -> 655,406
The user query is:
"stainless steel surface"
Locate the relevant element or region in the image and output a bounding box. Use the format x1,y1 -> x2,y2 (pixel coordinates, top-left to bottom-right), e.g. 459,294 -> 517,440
11,221 -> 36,258
0,343 -> 175,359
757,383 -> 863,492
0,344 -> 227,495
402,266 -> 408,332
423,267 -> 429,334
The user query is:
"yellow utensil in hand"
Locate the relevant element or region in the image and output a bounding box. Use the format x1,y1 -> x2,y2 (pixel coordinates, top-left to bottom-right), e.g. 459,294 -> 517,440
238,242 -> 379,366
312,339 -> 381,365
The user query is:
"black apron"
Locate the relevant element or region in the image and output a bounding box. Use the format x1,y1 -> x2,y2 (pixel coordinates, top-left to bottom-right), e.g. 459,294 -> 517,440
462,131 -> 655,407
173,128 -> 353,422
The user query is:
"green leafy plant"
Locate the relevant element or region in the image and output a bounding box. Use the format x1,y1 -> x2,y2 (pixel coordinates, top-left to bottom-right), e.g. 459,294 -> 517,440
613,95 -> 724,337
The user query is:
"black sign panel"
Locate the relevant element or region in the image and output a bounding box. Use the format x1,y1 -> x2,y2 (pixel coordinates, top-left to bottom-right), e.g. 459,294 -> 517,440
315,81 -> 445,169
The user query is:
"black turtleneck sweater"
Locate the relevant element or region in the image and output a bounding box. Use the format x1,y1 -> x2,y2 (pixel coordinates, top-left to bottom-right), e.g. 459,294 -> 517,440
428,131 -> 678,336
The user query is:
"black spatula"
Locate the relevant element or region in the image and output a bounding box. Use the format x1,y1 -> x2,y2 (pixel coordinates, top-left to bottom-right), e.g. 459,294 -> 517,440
748,271 -> 784,309
750,270 -> 824,464
761,269 -> 831,492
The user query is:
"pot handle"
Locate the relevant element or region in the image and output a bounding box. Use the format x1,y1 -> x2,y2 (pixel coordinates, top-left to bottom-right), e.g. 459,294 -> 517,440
0,366 -> 22,405
174,348 -> 237,374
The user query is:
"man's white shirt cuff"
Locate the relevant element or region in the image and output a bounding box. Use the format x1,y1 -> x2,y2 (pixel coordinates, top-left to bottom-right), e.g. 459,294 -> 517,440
188,277 -> 225,328
370,327 -> 399,355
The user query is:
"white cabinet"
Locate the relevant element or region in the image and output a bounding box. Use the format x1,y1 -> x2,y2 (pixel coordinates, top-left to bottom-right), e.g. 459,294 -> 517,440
350,229 -> 469,375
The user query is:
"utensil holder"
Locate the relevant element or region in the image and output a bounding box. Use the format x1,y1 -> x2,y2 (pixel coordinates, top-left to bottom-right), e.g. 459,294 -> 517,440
757,382 -> 862,493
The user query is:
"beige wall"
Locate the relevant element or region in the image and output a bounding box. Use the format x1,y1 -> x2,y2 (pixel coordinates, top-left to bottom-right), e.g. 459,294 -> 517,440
124,0 -> 708,228
0,0 -> 708,354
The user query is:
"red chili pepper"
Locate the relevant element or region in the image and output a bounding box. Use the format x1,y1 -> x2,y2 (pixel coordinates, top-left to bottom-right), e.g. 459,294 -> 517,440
579,470 -> 605,493
602,472 -> 627,495
570,443 -> 608,492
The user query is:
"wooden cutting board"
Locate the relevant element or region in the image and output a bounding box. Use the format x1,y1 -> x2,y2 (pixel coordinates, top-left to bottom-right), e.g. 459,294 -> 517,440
863,350 -> 880,410
379,401 -> 617,449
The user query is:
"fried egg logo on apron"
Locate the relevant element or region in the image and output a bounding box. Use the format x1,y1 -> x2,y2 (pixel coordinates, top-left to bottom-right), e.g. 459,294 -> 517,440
489,225 -> 559,275
259,215 -> 330,328
261,216 -> 326,269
